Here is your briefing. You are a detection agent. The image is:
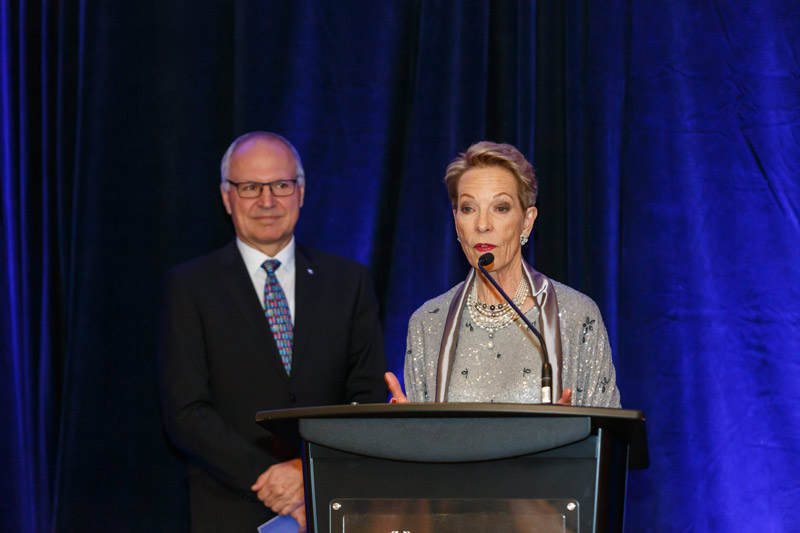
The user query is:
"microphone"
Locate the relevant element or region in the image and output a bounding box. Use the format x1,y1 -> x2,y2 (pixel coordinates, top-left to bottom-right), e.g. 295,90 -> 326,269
477,253 -> 553,404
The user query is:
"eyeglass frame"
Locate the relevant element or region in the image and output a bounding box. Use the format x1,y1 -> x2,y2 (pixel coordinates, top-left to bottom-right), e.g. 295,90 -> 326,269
225,178 -> 300,198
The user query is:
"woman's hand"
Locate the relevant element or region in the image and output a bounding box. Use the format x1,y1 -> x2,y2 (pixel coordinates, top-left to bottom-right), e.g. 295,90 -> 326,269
384,372 -> 409,403
556,387 -> 573,405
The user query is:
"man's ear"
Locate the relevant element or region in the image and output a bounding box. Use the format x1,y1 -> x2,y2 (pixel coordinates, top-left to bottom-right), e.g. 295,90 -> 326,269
220,184 -> 233,215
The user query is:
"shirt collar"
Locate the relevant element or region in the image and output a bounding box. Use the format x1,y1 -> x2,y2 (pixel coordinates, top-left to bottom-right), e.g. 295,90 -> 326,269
236,237 -> 296,275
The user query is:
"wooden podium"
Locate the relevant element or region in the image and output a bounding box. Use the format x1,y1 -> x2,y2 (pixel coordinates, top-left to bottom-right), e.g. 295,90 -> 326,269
257,404 -> 647,533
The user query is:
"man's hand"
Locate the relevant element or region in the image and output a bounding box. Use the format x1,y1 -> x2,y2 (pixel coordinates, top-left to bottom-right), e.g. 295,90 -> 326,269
251,458 -> 306,532
289,504 -> 307,533
384,372 -> 409,403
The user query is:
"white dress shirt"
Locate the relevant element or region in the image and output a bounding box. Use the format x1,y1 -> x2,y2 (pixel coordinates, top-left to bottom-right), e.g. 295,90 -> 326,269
236,237 -> 297,324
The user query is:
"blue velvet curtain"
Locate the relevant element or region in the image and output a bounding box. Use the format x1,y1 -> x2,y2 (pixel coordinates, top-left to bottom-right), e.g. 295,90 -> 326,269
2,1 -> 799,531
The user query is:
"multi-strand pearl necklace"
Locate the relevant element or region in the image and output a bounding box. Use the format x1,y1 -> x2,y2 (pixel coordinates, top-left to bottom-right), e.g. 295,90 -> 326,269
467,276 -> 530,349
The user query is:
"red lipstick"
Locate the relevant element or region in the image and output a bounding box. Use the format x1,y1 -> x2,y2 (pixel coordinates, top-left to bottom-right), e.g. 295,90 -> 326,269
474,243 -> 496,252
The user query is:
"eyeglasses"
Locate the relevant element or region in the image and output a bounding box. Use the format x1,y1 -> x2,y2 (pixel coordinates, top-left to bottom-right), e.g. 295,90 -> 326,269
226,179 -> 298,198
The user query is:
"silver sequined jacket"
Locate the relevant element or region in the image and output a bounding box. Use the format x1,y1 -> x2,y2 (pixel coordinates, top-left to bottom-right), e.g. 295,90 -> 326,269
404,279 -> 621,407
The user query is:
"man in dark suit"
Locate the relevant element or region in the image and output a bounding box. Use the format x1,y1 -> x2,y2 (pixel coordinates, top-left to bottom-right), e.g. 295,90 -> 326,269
159,132 -> 387,532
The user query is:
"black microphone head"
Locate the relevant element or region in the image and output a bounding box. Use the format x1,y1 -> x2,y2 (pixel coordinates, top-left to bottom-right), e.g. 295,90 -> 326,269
478,253 -> 495,267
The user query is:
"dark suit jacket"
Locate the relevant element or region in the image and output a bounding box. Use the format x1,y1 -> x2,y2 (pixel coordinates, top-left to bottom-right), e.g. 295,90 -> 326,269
159,241 -> 387,531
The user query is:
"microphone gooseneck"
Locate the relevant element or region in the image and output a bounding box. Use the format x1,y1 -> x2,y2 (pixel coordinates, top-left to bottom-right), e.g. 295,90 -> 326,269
476,253 -> 553,404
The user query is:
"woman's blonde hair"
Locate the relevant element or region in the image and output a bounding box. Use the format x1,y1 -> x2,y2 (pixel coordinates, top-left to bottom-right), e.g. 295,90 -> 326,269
444,141 -> 537,209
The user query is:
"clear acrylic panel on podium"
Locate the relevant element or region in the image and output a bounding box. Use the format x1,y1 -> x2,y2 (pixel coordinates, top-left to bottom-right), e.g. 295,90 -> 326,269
330,498 -> 578,533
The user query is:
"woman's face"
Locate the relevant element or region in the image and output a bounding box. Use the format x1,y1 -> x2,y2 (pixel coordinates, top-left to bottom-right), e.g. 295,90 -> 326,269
454,165 -> 537,276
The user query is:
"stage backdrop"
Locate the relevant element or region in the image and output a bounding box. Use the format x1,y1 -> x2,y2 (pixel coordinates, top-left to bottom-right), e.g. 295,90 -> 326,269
2,1 -> 799,531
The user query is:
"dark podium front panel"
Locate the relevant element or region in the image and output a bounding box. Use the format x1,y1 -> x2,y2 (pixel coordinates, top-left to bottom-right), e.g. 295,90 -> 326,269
257,404 -> 647,533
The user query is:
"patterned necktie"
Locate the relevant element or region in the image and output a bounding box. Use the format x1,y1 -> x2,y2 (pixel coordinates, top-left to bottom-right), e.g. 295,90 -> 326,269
262,259 -> 293,375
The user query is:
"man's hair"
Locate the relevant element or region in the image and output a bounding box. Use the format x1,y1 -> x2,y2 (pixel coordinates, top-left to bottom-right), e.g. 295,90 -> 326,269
220,131 -> 306,189
444,141 -> 537,209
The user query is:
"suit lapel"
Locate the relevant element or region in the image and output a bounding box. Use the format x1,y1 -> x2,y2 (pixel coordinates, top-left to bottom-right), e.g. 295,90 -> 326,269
292,246 -> 318,376
215,241 -> 288,378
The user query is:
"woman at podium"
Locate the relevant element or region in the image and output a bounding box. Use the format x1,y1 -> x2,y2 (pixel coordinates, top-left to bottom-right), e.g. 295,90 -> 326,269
387,141 -> 620,408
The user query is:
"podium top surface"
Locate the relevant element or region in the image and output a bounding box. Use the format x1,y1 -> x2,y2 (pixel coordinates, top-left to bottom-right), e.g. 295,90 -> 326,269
256,402 -> 644,423
256,403 -> 648,469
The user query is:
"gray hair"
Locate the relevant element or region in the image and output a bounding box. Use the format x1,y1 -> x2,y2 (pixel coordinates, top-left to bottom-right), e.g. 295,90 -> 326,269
220,131 -> 306,189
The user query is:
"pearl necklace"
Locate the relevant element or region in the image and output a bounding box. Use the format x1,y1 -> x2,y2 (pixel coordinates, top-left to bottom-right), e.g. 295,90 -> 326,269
467,276 -> 529,349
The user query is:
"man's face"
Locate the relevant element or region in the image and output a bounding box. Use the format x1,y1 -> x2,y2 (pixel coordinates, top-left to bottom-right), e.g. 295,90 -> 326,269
220,137 -> 305,256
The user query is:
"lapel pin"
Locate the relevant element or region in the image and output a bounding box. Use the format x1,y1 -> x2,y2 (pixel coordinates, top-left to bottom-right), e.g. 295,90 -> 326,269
307,268 -> 314,275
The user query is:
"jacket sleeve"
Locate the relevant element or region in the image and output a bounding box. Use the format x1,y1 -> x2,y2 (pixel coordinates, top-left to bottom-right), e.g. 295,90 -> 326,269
343,264 -> 388,404
571,302 -> 621,408
158,269 -> 287,494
